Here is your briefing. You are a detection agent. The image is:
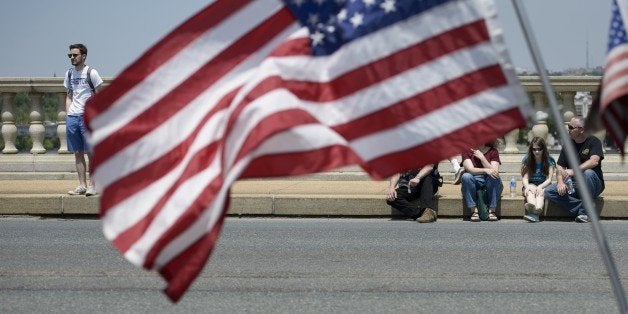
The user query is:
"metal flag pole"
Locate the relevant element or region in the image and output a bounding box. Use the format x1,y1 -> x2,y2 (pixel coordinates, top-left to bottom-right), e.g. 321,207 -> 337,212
510,0 -> 627,311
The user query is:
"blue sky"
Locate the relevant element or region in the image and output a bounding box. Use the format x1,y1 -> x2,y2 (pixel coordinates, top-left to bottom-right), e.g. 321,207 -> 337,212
0,0 -> 611,77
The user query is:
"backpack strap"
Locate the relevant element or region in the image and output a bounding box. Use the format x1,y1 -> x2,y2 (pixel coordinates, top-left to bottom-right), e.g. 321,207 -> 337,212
66,69 -> 72,91
86,67 -> 96,94
66,67 -> 95,94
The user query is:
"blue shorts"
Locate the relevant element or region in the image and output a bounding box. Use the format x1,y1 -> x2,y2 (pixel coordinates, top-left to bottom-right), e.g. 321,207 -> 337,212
66,115 -> 89,152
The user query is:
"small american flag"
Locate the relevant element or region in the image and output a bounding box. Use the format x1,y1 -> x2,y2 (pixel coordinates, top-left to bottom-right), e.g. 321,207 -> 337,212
589,0 -> 628,155
86,0 -> 532,302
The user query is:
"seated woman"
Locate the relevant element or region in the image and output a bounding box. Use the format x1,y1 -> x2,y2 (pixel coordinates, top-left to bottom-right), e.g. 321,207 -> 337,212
386,164 -> 441,223
460,141 -> 503,221
521,137 -> 556,222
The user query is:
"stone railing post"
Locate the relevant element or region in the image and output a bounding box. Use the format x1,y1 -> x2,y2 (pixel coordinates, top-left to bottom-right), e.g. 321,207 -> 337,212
530,92 -> 548,142
561,91 -> 576,117
57,92 -> 69,153
503,129 -> 519,153
587,91 -> 607,152
28,93 -> 46,154
1,92 -> 18,153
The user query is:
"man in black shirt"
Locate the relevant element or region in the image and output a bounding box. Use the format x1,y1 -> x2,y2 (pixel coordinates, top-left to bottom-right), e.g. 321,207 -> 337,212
386,164 -> 441,223
544,117 -> 604,222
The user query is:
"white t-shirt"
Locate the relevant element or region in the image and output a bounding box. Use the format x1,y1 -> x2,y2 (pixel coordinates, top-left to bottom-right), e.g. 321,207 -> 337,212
63,66 -> 103,116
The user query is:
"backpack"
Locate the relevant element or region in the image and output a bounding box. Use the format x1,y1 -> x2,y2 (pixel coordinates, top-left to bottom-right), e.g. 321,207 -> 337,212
67,66 -> 95,93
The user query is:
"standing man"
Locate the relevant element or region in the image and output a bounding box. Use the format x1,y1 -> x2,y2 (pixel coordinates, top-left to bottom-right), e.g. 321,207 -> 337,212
64,43 -> 103,196
544,117 -> 605,223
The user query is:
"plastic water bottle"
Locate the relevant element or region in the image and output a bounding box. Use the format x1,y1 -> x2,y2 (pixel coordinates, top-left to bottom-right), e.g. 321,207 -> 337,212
565,177 -> 575,194
509,176 -> 517,198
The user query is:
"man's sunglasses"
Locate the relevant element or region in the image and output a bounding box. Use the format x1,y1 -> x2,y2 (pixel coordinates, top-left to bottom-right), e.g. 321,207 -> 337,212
67,53 -> 81,58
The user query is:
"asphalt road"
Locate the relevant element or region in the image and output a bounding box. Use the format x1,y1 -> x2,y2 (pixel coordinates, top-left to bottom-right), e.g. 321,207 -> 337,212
1,217 -> 627,313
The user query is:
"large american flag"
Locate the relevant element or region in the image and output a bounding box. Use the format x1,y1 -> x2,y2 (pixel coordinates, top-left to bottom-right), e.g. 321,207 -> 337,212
86,0 -> 532,302
589,0 -> 628,155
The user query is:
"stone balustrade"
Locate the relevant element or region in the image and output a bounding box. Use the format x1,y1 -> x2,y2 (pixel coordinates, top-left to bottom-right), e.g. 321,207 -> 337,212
0,76 -> 614,155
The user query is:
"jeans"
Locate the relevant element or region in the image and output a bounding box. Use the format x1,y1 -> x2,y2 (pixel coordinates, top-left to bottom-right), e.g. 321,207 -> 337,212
544,169 -> 604,216
461,173 -> 503,208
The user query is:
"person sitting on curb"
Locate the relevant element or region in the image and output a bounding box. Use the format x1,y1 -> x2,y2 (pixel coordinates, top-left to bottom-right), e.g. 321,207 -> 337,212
521,137 -> 555,222
460,141 -> 503,222
544,117 -> 605,223
386,164 -> 442,223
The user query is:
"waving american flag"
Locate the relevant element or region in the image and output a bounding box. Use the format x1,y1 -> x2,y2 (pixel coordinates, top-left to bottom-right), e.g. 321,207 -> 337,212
86,0 -> 532,302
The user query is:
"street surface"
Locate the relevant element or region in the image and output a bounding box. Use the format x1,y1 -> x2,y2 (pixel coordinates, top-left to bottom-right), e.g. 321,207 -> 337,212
1,217 -> 627,313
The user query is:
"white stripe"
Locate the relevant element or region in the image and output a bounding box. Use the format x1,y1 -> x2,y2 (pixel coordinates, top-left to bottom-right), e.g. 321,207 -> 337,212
90,1 -> 285,144
353,85 -> 519,160
224,42 -> 502,167
602,74 -> 628,105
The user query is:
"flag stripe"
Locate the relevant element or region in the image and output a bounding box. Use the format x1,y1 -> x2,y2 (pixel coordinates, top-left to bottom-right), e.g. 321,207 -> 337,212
366,107 -> 526,175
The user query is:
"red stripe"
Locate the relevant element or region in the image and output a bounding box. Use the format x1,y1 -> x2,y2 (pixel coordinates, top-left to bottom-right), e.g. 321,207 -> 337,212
365,107 -> 526,179
334,65 -> 507,140
111,141 -> 221,253
91,8 -> 295,170
160,199 -> 229,303
99,88 -> 238,216
86,0 -> 253,116
268,37 -> 311,57
241,145 -> 364,178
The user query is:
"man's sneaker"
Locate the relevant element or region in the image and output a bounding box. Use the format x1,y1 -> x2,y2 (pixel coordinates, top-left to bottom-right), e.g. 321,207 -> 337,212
453,168 -> 465,185
68,186 -> 87,195
575,215 -> 589,223
416,208 -> 437,223
85,186 -> 98,197
523,203 -> 539,222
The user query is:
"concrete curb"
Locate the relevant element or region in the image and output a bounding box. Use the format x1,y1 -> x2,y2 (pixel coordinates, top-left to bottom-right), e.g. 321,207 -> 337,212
1,193 -> 626,220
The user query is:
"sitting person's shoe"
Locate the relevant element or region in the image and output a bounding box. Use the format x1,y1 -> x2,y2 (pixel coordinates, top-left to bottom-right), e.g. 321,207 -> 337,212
68,185 -> 87,195
85,186 -> 98,197
416,208 -> 437,223
488,210 -> 498,221
453,168 -> 465,185
523,203 -> 539,222
575,215 -> 589,223
470,210 -> 480,222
